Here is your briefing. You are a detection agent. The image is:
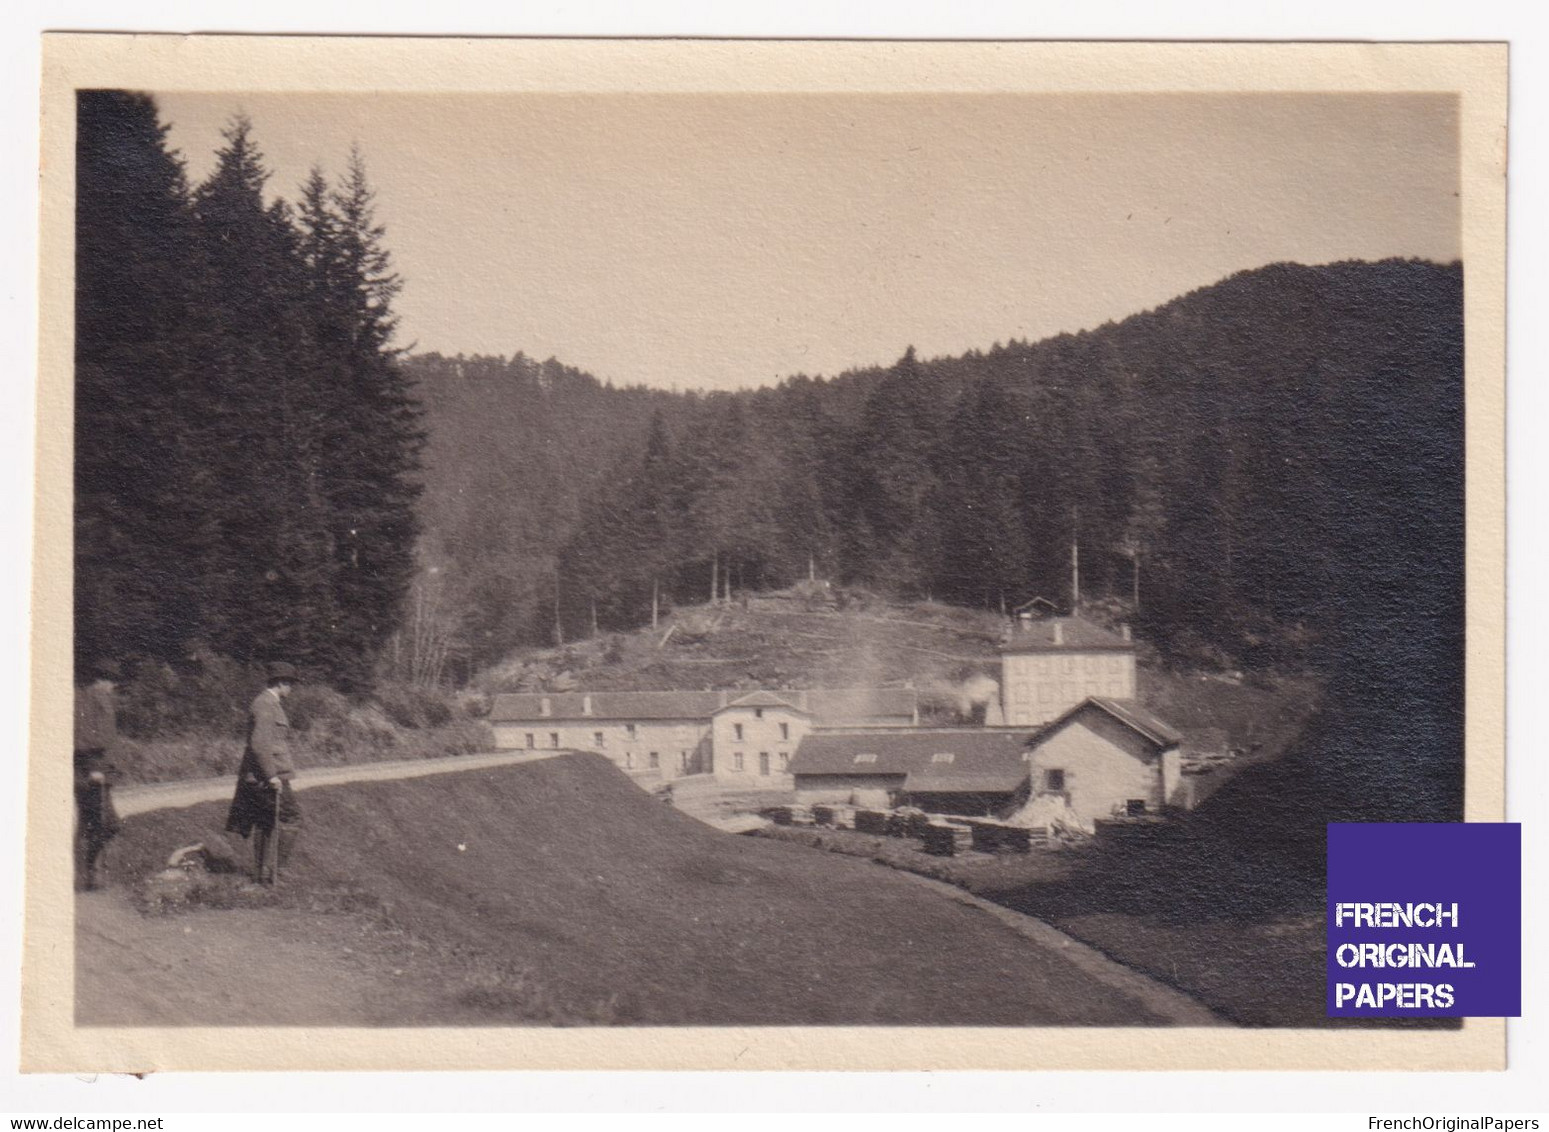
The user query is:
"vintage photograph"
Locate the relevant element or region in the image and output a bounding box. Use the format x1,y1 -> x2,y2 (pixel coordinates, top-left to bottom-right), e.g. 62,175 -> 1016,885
29,37 -> 1506,1072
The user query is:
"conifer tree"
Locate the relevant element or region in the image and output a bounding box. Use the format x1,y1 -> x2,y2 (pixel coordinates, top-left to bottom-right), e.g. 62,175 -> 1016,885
302,148 -> 425,686
190,115 -> 337,667
74,91 -> 204,673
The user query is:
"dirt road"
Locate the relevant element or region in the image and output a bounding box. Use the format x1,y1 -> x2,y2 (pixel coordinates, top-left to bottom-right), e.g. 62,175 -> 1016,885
76,889 -> 503,1026
115,748 -> 564,816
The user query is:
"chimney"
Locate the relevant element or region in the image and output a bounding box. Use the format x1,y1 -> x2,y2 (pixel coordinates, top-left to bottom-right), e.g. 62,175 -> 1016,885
582,694 -> 593,716
1053,621 -> 1064,646
718,690 -> 728,708
1121,624 -> 1132,643
540,697 -> 551,717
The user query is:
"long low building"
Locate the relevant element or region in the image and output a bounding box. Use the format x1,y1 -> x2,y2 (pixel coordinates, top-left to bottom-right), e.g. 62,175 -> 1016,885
790,696 -> 1188,830
488,688 -> 918,784
788,728 -> 1036,814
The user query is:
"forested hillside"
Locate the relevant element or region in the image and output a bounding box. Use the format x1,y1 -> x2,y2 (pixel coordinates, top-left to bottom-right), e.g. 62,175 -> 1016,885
413,258 -> 1462,680
76,93 -> 1462,722
75,92 -> 421,690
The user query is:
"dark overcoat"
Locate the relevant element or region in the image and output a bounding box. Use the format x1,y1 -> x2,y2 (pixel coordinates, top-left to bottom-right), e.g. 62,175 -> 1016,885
73,680 -> 121,843
225,689 -> 302,837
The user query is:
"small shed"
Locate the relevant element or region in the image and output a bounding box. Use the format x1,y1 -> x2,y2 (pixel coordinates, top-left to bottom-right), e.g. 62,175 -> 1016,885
1013,697 -> 1184,832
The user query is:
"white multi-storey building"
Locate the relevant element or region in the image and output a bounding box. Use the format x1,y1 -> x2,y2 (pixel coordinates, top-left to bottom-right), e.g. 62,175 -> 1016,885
1000,615 -> 1136,726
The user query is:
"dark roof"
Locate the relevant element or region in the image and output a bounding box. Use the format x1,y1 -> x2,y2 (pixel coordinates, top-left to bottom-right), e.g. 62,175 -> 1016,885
790,728 -> 1035,794
490,688 -> 914,725
1001,615 -> 1134,653
1036,697 -> 1183,749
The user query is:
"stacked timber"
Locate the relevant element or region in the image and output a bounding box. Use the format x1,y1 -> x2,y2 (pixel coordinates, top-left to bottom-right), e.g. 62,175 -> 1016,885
967,820 -> 1039,853
920,823 -> 972,857
854,809 -> 890,835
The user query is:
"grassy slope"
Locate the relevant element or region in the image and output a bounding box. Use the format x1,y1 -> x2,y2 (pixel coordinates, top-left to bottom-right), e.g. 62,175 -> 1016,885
101,753 -> 1178,1026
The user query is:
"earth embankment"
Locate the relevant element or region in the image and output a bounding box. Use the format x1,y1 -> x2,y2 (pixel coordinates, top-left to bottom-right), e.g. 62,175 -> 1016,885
82,752 -> 1211,1026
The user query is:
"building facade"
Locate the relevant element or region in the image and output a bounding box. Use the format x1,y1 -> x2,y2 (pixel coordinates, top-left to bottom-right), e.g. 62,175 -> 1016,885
1000,615 -> 1137,726
1014,697 -> 1183,830
488,688 -> 917,785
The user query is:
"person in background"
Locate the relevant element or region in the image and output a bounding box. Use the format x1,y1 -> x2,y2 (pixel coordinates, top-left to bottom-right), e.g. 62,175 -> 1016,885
225,662 -> 304,884
73,659 -> 123,891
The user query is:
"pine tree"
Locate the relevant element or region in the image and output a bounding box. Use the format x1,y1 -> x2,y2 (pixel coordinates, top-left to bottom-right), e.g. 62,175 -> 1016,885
848,346 -> 944,596
74,91 -> 205,674
190,115 -> 337,669
316,147 -> 425,686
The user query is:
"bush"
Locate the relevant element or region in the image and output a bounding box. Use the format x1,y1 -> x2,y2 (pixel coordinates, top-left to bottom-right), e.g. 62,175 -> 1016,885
373,682 -> 455,729
116,651 -> 267,740
284,684 -> 353,733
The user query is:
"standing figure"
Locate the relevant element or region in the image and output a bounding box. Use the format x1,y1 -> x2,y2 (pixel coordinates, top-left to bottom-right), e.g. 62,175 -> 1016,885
225,662 -> 304,884
73,660 -> 123,890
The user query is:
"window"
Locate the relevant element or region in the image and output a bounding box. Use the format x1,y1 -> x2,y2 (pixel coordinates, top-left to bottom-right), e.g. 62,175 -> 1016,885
624,752 -> 634,769
593,731 -> 605,749
525,733 -> 535,750
625,723 -> 637,740
759,752 -> 770,776
734,723 -> 744,741
779,751 -> 789,768
755,708 -> 764,719
734,752 -> 745,771
1126,799 -> 1148,816
679,751 -> 689,770
1044,768 -> 1066,791
649,751 -> 660,769
779,722 -> 789,741
930,752 -> 955,764
854,753 -> 878,764
550,733 -> 560,748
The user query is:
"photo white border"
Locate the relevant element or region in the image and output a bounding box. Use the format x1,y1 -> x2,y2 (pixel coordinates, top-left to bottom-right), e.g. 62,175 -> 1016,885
6,8 -> 1530,1108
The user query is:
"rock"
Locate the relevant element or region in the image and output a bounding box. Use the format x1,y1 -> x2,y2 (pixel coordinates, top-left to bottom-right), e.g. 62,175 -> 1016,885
199,831 -> 245,874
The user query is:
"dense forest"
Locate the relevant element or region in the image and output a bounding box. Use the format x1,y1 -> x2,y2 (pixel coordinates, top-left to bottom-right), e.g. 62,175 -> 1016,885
75,92 -> 422,691
413,258 -> 1462,681
76,93 -> 1462,722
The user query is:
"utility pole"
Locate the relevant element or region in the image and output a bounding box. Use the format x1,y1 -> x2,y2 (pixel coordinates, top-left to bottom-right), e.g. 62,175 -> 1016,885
553,572 -> 564,646
1071,506 -> 1081,613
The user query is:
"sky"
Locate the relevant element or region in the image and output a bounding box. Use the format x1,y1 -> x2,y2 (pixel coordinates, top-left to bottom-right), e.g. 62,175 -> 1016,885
154,91 -> 1460,391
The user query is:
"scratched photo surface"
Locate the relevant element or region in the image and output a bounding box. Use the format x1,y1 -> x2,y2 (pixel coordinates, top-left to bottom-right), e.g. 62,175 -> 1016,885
31,38 -> 1504,1073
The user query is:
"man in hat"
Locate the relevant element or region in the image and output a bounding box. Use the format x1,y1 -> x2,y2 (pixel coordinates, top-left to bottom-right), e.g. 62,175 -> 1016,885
225,662 -> 304,883
73,659 -> 123,890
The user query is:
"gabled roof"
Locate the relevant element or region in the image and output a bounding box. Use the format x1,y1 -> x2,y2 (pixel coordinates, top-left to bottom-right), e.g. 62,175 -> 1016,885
490,687 -> 915,726
1011,596 -> 1060,616
1001,615 -> 1134,653
714,690 -> 811,715
1035,697 -> 1182,749
790,728 -> 1035,793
